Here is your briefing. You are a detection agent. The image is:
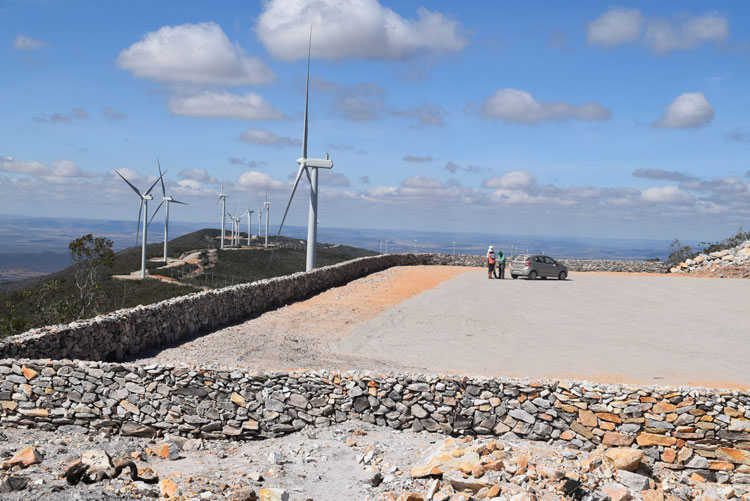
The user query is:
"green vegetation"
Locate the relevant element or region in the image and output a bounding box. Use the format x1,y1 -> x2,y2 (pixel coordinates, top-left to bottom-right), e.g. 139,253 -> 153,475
0,229 -> 376,338
667,239 -> 694,266
668,227 -> 750,265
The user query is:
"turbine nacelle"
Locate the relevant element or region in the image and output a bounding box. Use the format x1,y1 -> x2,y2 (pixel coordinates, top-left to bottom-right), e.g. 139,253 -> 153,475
296,156 -> 333,169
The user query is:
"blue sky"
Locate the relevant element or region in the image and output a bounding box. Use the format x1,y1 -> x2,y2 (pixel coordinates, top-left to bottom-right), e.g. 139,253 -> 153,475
1,0 -> 749,241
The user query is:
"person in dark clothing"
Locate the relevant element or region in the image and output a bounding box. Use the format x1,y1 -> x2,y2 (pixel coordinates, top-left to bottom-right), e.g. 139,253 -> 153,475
494,250 -> 506,279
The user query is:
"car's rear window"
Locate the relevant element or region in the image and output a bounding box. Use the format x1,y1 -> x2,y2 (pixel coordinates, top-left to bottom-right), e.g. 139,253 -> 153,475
513,255 -> 528,262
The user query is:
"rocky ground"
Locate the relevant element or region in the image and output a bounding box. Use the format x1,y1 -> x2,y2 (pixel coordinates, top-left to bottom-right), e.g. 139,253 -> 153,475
1,421 -> 748,500
670,240 -> 750,278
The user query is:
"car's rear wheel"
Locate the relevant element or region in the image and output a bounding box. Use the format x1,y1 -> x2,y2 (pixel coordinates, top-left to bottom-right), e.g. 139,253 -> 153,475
528,271 -> 537,280
558,270 -> 567,280
511,274 -> 518,279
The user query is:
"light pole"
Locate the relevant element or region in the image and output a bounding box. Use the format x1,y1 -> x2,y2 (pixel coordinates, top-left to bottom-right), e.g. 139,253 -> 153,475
385,239 -> 388,254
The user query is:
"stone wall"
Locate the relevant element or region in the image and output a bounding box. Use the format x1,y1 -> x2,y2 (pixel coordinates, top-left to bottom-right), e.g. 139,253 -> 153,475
0,254 -> 422,362
0,253 -> 667,362
2,360 -> 749,484
423,254 -> 669,273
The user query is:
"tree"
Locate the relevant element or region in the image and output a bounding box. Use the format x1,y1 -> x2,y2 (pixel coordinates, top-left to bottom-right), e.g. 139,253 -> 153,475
667,238 -> 693,266
69,234 -> 115,317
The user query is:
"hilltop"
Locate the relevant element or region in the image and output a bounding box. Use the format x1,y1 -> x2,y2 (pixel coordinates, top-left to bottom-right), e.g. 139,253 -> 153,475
0,229 -> 377,338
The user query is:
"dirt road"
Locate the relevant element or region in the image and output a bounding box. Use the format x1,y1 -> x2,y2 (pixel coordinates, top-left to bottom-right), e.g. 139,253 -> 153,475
137,267 -> 750,388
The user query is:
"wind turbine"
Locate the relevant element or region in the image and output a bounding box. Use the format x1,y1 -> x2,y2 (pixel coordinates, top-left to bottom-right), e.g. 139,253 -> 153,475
227,209 -> 235,247
149,160 -> 187,263
217,179 -> 228,250
264,191 -> 271,249
277,28 -> 334,271
246,205 -> 253,245
116,169 -> 163,279
257,207 -> 263,242
226,206 -> 241,247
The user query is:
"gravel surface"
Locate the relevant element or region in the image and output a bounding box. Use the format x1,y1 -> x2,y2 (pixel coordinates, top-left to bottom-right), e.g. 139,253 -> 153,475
336,270 -> 750,388
138,267 -> 750,388
2,421 -> 739,500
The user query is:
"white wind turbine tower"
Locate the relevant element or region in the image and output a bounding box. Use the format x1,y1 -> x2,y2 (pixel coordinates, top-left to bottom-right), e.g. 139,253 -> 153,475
226,209 -> 235,247
234,210 -> 243,246
149,160 -> 187,263
264,191 -> 271,249
217,179 -> 229,250
246,205 -> 253,245
257,207 -> 263,241
116,169 -> 163,279
277,28 -> 334,271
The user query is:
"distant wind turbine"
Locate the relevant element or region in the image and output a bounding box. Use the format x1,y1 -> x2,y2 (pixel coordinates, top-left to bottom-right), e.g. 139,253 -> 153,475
149,160 -> 187,263
277,28 -> 334,271
116,169 -> 163,279
257,207 -> 263,242
217,179 -> 228,250
264,191 -> 271,249
246,204 -> 253,245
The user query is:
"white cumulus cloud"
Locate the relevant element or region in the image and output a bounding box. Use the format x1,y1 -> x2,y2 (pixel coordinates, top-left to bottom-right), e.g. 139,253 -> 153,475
645,14 -> 729,54
117,22 -> 275,85
167,91 -> 285,120
480,89 -> 611,124
255,0 -> 468,61
239,129 -> 301,147
653,92 -> 714,129
0,156 -> 99,178
179,168 -> 217,184
641,186 -> 694,204
236,170 -> 286,190
587,8 -> 729,54
587,7 -> 644,48
482,170 -> 536,190
13,35 -> 48,50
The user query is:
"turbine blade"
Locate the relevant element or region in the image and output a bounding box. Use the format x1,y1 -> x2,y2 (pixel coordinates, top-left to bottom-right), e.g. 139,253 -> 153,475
171,199 -> 187,205
277,163 -> 306,237
145,171 -> 164,196
157,158 -> 166,198
302,25 -> 312,160
136,199 -> 143,245
149,200 -> 164,226
116,170 -> 142,197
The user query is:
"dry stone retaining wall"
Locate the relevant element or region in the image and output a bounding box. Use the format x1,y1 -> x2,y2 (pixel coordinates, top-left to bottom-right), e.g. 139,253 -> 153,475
424,254 -> 669,273
1,360 -> 749,484
0,253 -> 667,362
0,254 -> 423,361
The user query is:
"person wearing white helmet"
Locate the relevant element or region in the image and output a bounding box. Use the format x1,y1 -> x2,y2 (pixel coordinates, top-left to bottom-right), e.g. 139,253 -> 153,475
486,245 -> 496,279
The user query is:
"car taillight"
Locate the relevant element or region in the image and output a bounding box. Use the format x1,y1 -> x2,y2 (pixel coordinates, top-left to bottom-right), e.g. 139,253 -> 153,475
525,261 -> 531,267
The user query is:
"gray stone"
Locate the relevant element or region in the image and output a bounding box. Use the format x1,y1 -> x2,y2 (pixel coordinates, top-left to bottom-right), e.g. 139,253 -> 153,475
617,470 -> 651,491
120,422 -> 157,438
509,409 -> 535,424
288,393 -> 308,409
410,404 -> 428,419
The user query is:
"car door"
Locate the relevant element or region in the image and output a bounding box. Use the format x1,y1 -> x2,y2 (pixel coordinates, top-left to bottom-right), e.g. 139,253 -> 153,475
533,255 -> 547,276
543,256 -> 558,277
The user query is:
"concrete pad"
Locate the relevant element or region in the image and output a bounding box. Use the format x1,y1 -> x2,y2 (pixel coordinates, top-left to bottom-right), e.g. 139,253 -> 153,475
334,271 -> 750,387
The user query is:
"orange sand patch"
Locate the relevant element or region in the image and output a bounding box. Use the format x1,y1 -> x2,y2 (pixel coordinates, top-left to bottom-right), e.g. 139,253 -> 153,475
271,265 -> 477,336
